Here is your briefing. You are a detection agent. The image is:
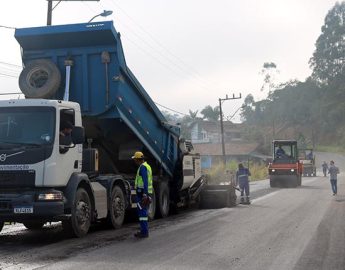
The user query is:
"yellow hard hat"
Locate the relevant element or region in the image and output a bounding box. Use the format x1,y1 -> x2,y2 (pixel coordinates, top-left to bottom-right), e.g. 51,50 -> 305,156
132,151 -> 144,159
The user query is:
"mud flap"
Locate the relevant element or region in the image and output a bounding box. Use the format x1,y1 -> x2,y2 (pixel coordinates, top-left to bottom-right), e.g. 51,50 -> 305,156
199,185 -> 237,209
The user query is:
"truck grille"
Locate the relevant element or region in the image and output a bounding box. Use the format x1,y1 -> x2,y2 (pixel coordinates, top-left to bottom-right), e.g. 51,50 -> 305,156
269,169 -> 296,175
0,201 -> 12,211
0,171 -> 35,188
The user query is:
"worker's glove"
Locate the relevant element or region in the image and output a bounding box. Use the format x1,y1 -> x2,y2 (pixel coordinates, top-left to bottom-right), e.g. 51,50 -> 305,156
141,194 -> 152,208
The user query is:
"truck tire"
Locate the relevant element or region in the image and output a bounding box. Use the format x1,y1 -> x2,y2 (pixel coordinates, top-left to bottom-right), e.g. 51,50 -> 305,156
0,221 -> 4,232
19,59 -> 61,98
62,188 -> 91,238
147,188 -> 156,221
23,221 -> 45,230
107,185 -> 125,229
156,181 -> 170,218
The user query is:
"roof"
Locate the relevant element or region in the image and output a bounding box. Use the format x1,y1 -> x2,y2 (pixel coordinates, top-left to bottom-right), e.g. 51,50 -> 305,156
191,120 -> 244,133
193,142 -> 259,156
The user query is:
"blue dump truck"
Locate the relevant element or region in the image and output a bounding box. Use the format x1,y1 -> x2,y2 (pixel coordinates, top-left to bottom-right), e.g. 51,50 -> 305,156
0,21 -> 235,237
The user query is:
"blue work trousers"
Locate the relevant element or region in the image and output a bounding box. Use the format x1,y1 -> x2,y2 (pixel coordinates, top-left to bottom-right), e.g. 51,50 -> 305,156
136,196 -> 149,235
239,180 -> 250,197
330,179 -> 337,194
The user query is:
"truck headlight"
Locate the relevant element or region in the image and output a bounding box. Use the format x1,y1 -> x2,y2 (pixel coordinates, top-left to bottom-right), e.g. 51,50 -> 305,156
271,169 -> 275,172
290,169 -> 295,172
37,192 -> 63,201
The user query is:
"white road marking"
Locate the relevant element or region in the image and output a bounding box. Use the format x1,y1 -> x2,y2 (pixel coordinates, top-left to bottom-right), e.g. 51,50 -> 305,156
251,190 -> 280,204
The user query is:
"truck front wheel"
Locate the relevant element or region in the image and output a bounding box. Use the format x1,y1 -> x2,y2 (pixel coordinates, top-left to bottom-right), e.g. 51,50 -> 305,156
107,185 -> 125,229
23,221 -> 45,230
63,188 -> 91,237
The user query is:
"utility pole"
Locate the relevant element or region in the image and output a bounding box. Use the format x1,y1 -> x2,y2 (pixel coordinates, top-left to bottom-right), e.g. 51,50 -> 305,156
219,93 -> 242,166
47,0 -> 53,26
47,0 -> 100,26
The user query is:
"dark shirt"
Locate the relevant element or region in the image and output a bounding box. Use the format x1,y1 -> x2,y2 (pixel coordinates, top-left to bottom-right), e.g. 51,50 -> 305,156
329,165 -> 339,180
276,148 -> 285,158
59,131 -> 72,146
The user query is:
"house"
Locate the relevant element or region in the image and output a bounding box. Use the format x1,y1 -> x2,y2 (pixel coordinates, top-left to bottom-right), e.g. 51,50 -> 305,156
193,142 -> 260,169
189,120 -> 267,168
190,120 -> 243,144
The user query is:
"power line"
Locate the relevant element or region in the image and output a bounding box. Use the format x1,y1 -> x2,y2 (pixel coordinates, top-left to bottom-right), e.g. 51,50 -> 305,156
121,33 -> 216,93
0,73 -> 18,78
106,0 -> 222,92
154,102 -> 188,116
0,61 -> 22,68
122,35 -> 194,82
0,92 -> 22,96
82,1 -> 98,13
0,25 -> 16,30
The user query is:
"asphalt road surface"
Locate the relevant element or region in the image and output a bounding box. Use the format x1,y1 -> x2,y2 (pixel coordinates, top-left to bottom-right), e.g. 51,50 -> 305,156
0,153 -> 344,270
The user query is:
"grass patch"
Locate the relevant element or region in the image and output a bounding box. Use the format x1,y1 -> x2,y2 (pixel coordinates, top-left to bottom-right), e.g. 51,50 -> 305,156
315,145 -> 345,153
204,160 -> 268,184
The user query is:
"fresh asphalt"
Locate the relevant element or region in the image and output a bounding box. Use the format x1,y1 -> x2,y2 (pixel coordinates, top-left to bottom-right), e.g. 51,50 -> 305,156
0,153 -> 344,270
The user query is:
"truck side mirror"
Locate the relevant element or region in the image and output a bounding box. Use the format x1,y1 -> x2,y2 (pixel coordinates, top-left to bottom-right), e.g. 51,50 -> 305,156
71,126 -> 85,144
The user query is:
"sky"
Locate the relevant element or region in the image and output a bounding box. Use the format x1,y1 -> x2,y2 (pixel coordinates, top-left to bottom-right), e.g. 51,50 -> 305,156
0,0 -> 339,122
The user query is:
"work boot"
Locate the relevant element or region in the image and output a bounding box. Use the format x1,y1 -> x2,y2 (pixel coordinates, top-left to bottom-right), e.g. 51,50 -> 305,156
246,196 -> 251,204
240,197 -> 244,204
134,231 -> 149,238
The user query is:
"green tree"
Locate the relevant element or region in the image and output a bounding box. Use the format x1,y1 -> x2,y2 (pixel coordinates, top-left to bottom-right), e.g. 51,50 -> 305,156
310,2 -> 345,84
200,105 -> 220,121
188,109 -> 199,120
260,62 -> 279,93
240,94 -> 255,123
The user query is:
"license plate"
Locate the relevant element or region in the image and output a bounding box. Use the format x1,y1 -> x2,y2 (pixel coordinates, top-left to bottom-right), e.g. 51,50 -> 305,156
14,207 -> 33,214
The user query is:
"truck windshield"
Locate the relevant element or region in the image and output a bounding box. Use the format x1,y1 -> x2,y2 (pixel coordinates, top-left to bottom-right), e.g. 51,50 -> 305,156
0,107 -> 55,146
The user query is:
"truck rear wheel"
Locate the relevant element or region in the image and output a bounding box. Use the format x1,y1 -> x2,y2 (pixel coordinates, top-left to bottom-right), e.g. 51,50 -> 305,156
19,59 -> 61,98
0,221 -> 4,232
63,188 -> 91,238
156,181 -> 170,218
147,188 -> 156,221
107,185 -> 125,229
23,221 -> 45,230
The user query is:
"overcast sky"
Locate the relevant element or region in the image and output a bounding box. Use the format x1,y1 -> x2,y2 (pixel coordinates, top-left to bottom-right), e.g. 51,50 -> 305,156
0,0 -> 339,122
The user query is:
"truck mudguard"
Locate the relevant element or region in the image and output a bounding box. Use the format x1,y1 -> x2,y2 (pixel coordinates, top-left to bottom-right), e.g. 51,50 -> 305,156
63,172 -> 92,211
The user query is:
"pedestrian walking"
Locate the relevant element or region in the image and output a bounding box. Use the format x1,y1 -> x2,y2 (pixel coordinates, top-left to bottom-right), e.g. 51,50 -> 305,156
132,151 -> 153,238
236,163 -> 251,204
328,160 -> 339,196
322,161 -> 328,177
